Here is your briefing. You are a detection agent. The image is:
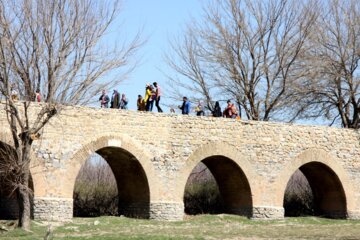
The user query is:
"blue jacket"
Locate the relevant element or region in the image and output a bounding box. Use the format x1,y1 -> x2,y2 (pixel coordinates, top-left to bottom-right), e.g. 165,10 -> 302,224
181,100 -> 190,115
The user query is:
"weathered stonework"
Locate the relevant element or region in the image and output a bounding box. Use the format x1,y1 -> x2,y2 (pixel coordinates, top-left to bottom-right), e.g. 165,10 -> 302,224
33,197 -> 73,222
150,202 -> 184,221
0,103 -> 359,222
347,210 -> 360,220
252,206 -> 284,219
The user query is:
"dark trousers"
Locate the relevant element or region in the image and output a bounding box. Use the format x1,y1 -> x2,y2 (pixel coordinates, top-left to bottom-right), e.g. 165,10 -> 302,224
155,96 -> 163,112
196,111 -> 204,116
146,100 -> 154,112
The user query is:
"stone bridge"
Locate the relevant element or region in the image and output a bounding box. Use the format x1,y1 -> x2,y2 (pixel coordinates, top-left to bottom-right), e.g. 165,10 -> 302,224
0,104 -> 360,221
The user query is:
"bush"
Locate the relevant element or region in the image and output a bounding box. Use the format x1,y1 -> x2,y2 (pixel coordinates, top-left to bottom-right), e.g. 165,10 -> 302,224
73,155 -> 118,217
184,181 -> 224,215
284,170 -> 314,216
184,163 -> 224,215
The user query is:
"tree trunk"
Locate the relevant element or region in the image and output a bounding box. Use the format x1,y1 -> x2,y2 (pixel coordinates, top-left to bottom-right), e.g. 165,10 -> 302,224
18,184 -> 31,230
17,140 -> 32,230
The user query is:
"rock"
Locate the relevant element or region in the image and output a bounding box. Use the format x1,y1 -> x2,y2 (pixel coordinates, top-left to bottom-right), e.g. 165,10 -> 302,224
0,226 -> 8,231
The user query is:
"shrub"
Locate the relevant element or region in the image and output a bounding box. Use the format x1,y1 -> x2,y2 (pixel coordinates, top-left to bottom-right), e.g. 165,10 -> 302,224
184,163 -> 224,215
284,170 -> 314,216
73,155 -> 118,217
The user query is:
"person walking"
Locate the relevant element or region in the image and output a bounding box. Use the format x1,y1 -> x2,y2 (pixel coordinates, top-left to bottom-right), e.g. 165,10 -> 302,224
153,82 -> 163,112
223,100 -> 238,118
99,90 -> 110,108
110,90 -> 120,108
120,93 -> 129,109
179,96 -> 190,115
212,101 -> 222,117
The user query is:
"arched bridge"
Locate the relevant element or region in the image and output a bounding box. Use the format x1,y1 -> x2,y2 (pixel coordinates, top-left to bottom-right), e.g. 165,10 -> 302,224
0,104 -> 360,221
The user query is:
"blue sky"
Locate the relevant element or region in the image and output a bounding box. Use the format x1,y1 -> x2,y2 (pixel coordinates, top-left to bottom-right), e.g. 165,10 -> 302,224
110,0 -> 203,110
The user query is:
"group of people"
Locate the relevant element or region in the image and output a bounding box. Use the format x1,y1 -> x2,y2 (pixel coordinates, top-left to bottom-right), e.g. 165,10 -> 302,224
179,97 -> 239,119
99,82 -> 163,112
9,82 -> 238,120
99,90 -> 128,109
99,82 -> 239,119
137,82 -> 162,112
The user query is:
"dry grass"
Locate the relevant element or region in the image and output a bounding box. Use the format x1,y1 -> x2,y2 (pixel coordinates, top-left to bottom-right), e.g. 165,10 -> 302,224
2,215 -> 360,239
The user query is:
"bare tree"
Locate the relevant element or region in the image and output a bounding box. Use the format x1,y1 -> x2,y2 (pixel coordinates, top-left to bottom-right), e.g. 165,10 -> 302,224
166,0 -> 317,120
0,0 -> 142,230
293,0 -> 360,128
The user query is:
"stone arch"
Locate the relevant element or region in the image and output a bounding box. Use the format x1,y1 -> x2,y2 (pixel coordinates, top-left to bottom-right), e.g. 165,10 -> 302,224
274,148 -> 355,218
66,134 -> 160,218
177,142 -> 256,217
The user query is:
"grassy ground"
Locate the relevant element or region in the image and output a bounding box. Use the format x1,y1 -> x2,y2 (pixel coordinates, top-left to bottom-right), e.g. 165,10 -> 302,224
1,215 -> 360,239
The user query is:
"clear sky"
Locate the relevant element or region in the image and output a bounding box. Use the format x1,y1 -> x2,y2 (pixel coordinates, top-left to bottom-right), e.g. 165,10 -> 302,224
111,0 -> 204,110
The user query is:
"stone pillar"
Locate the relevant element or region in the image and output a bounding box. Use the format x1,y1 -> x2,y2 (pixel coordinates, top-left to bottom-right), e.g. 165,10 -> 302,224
252,206 -> 284,219
347,210 -> 360,220
33,197 -> 73,222
150,201 -> 184,221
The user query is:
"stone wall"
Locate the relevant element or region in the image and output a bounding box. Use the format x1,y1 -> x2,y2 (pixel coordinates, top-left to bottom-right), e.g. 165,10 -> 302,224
33,197 -> 73,222
150,202 -> 184,221
252,206 -> 285,219
0,104 -> 359,222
